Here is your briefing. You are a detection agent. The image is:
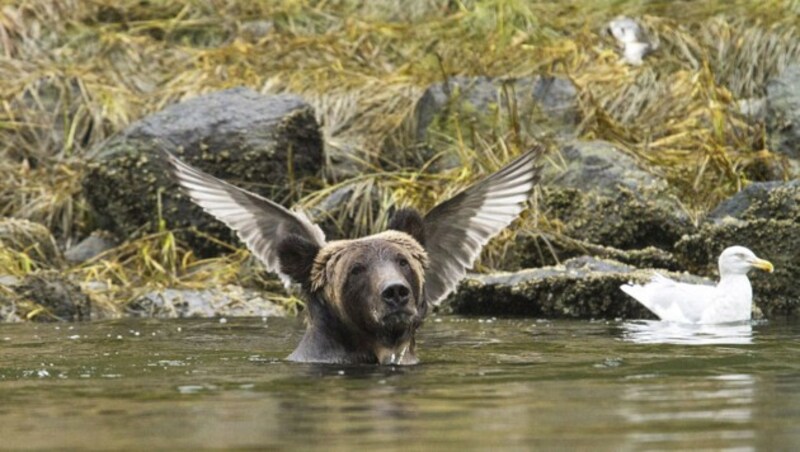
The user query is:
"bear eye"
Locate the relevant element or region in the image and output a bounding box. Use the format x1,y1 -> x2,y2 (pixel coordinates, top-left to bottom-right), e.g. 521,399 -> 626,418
398,258 -> 409,268
350,263 -> 366,276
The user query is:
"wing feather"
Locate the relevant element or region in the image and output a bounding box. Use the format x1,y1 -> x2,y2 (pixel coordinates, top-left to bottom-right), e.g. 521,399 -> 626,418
422,148 -> 540,305
164,152 -> 326,286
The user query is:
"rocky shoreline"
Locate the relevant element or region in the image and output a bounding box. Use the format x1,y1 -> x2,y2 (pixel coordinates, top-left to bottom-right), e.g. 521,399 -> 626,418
3,11 -> 800,322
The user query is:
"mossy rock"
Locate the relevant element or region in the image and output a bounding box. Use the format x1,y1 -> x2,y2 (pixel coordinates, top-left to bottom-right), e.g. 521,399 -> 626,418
767,64 -> 800,172
708,180 -> 800,223
537,140 -> 693,251
15,271 -> 91,322
0,218 -> 62,267
513,233 -> 681,271
411,75 -> 579,167
126,285 -> 286,318
675,218 -> 800,318
83,87 -> 324,256
442,256 -> 708,319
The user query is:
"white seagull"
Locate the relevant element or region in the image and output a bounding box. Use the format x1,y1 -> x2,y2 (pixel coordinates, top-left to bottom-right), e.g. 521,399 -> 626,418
607,16 -> 655,66
620,246 -> 774,324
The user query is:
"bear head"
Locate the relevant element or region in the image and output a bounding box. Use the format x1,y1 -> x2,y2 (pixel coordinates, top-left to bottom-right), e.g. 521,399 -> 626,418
277,230 -> 428,363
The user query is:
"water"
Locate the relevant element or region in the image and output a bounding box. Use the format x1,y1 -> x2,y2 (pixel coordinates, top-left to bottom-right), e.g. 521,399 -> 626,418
1,316 -> 800,450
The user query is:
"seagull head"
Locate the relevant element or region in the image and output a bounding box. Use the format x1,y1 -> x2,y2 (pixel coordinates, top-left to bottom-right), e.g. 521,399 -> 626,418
718,246 -> 774,277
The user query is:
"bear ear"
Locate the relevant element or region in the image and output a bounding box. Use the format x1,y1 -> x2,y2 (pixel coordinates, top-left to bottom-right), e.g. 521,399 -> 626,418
387,208 -> 425,246
277,234 -> 321,286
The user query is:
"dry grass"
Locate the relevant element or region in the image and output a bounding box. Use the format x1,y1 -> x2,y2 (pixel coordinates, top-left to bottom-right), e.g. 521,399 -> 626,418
0,0 -> 798,315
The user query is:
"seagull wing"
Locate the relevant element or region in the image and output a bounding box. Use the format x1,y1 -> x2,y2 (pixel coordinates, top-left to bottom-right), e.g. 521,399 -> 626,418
422,148 -> 540,306
621,273 -> 717,323
164,152 -> 326,286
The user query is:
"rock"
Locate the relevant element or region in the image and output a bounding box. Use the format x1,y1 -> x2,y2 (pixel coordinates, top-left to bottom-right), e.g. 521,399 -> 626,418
239,20 -> 273,41
0,218 -> 62,267
707,180 -> 800,223
412,75 -> 579,165
127,285 -> 286,318
442,256 -> 707,319
14,271 -> 91,321
323,137 -> 365,182
83,87 -> 324,256
64,231 -> 118,263
307,183 -> 386,240
536,140 -> 693,250
513,233 -> 681,271
767,64 -> 800,169
738,97 -> 767,122
675,218 -> 800,317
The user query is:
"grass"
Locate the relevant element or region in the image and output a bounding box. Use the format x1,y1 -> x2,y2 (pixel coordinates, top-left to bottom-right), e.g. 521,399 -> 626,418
0,0 -> 798,317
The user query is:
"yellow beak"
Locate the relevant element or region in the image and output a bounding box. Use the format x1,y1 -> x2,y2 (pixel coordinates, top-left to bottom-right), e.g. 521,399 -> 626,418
751,258 -> 774,273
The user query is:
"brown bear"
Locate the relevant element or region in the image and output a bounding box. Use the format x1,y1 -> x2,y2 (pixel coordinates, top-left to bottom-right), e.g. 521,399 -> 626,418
165,148 -> 539,365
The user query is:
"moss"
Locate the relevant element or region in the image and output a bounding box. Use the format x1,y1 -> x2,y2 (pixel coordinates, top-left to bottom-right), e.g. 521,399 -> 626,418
539,187 -> 693,251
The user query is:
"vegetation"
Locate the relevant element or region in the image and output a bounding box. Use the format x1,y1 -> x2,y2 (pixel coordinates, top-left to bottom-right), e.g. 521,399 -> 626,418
0,0 -> 798,318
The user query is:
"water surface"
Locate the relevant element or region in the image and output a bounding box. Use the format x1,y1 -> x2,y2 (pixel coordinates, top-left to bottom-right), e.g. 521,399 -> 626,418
1,316 -> 799,450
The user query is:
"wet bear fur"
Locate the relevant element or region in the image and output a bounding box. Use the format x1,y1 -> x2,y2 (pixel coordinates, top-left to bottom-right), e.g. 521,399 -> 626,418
277,211 -> 429,365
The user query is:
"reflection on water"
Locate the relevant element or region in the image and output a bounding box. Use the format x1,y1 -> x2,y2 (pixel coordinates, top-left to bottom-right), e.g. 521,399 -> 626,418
620,374 -> 756,450
1,317 -> 800,449
622,320 -> 753,345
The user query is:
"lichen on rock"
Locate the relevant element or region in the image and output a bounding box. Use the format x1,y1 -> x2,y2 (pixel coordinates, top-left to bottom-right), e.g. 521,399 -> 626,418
83,87 -> 324,256
443,256 -> 708,319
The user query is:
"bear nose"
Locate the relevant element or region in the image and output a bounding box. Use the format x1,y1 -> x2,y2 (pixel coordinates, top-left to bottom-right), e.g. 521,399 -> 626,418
381,283 -> 411,307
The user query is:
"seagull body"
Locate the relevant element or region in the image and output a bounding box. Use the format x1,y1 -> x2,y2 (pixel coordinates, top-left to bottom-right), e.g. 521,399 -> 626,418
621,246 -> 773,324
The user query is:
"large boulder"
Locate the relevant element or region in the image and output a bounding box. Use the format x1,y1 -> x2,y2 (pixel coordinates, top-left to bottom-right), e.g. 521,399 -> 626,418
675,218 -> 800,318
766,64 -> 800,173
513,233 -> 681,271
411,75 -> 579,166
526,141 -> 693,254
443,256 -> 707,319
707,180 -> 800,223
0,218 -> 62,267
83,87 -> 324,255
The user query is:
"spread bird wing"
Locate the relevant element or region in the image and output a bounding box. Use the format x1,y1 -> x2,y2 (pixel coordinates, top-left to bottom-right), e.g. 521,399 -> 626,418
621,273 -> 717,323
164,152 -> 326,286
422,148 -> 540,306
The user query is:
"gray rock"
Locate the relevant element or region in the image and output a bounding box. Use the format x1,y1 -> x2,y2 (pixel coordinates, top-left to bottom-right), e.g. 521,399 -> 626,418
675,218 -> 800,318
83,87 -> 323,256
513,233 -> 681,271
412,75 -> 579,165
529,76 -> 580,125
738,97 -> 767,122
442,256 -> 707,319
707,180 -> 800,223
14,271 -> 91,321
239,20 -> 273,41
64,231 -> 118,263
127,285 -> 286,318
541,140 -> 664,195
306,182 -> 385,240
767,64 -> 800,168
536,140 -> 693,250
0,218 -> 62,267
